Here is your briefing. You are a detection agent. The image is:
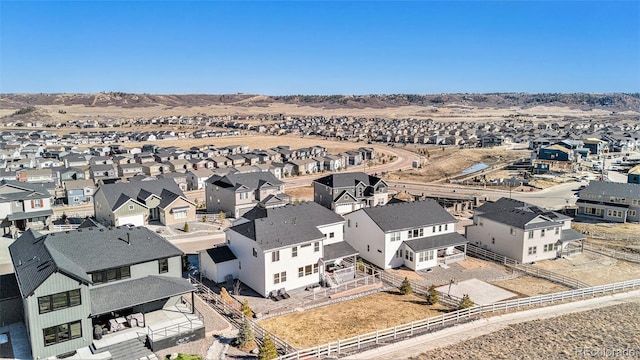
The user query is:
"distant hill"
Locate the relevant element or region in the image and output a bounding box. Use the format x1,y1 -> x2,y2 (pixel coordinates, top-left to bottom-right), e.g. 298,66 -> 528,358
1,92 -> 639,112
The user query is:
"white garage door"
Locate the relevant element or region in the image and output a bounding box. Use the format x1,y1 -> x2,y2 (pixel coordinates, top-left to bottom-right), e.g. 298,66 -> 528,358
335,204 -> 354,215
116,214 -> 145,227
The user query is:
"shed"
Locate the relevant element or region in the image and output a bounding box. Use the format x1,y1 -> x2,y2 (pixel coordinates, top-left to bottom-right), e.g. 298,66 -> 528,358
199,245 -> 239,284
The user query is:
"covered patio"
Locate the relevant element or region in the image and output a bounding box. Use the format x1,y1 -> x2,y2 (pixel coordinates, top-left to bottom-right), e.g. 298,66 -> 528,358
320,241 -> 359,286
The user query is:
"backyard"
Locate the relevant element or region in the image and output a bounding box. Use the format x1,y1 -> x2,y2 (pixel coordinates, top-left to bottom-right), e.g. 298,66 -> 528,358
258,290 -> 449,348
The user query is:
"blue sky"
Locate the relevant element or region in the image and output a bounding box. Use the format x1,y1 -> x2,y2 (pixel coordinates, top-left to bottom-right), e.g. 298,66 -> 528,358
1,1 -> 638,94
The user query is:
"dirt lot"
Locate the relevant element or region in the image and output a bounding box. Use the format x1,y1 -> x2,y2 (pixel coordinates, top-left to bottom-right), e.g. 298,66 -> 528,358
383,147 -> 529,183
490,275 -> 570,297
412,302 -> 640,360
258,291 -> 448,348
285,186 -> 314,202
534,252 -> 640,286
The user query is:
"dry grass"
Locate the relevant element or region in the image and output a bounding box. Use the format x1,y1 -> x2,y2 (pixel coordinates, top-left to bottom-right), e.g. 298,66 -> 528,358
258,291 -> 449,348
383,147 -> 529,183
534,252 -> 640,286
490,275 -> 571,297
285,186 -> 314,202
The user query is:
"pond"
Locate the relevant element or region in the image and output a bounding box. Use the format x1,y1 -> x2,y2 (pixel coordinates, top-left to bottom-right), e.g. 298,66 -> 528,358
462,162 -> 489,174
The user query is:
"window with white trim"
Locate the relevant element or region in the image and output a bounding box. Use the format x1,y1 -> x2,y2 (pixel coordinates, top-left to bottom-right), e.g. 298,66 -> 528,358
271,250 -> 280,262
390,232 -> 401,241
527,246 -> 537,255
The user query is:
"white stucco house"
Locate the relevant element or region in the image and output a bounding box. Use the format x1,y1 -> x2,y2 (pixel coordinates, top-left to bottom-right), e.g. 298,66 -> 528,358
343,199 -> 468,271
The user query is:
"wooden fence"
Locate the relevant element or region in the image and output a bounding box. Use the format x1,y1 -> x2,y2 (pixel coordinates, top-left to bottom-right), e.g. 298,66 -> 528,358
276,278 -> 640,359
378,271 -> 461,308
583,243 -> 640,263
462,244 -> 590,289
189,276 -> 296,355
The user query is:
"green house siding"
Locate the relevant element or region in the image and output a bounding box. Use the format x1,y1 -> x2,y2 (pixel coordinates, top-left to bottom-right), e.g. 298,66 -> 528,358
114,201 -> 147,218
27,272 -> 92,360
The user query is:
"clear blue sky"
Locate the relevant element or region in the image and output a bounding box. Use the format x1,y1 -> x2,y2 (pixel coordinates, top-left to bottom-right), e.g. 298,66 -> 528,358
1,1 -> 638,94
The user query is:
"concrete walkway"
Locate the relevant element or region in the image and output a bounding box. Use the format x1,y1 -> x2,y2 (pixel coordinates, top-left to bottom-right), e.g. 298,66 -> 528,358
344,289 -> 640,360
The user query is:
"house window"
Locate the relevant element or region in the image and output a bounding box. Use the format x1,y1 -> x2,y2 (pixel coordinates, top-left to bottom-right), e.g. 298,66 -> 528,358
444,224 -> 448,231
348,219 -> 351,227
298,267 -> 304,277
38,290 -> 81,314
90,266 -> 131,284
291,246 -> 297,257
173,210 -> 187,219
329,232 -> 335,239
253,248 -> 258,257
313,264 -> 318,273
43,321 -> 82,346
528,231 -> 534,239
128,204 -> 134,211
32,199 -> 43,208
438,225 -> 442,232
510,228 -> 515,235
418,250 -> 434,262
528,246 -> 537,255
543,244 -> 555,252
492,237 -> 495,244
433,226 -> 436,232
314,242 -> 320,252
158,258 -> 169,274
272,250 -> 280,262
273,271 -> 286,284
367,245 -> 370,252
239,192 -> 249,200
555,227 -> 560,235
630,210 -> 637,217
390,232 -> 401,241
305,265 -> 312,276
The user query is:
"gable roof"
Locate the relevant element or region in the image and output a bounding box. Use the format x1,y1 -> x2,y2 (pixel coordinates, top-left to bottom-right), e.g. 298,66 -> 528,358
404,232 -> 468,252
230,202 -> 344,250
97,178 -> 186,211
9,226 -> 183,298
479,210 -> 559,230
475,197 -> 571,222
314,172 -> 384,188
0,180 -> 51,202
580,181 -> 640,199
207,171 -> 283,191
358,199 -> 455,232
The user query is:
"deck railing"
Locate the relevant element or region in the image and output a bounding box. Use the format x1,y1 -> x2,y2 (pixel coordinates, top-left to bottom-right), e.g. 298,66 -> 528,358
583,243 -> 640,263
146,299 -> 204,344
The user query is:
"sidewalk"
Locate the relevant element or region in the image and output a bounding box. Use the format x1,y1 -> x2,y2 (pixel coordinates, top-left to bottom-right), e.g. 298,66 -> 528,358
344,289 -> 640,360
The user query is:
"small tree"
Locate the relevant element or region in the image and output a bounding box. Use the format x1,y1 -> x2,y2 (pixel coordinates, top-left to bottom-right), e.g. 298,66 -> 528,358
399,277 -> 413,295
240,299 -> 253,318
458,294 -> 474,310
218,211 -> 226,222
426,285 -> 439,305
201,215 -> 207,222
183,222 -> 190,232
356,258 -> 365,272
258,335 -> 278,360
236,318 -> 255,350
61,212 -> 69,225
220,287 -> 233,305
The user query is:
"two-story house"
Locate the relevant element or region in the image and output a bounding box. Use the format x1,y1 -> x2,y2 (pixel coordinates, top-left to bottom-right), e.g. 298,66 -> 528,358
466,198 -> 585,263
313,172 -> 388,215
576,181 -> 640,223
186,169 -> 214,191
9,226 -> 200,360
204,202 -> 356,297
205,172 -> 290,218
343,200 -> 468,271
0,180 -> 53,234
93,179 -> 196,227
63,179 -> 97,205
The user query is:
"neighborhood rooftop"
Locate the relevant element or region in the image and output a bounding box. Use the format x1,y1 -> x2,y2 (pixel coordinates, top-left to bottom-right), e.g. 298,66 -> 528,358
314,172 -> 382,188
361,199 -> 456,232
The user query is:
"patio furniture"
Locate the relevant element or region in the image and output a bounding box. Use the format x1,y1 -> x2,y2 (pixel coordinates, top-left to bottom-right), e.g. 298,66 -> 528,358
126,313 -> 145,327
108,319 -> 121,332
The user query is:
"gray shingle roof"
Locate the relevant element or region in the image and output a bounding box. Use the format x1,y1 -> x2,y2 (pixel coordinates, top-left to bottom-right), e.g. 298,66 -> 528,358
404,232 -> 468,252
561,229 -> 586,243
9,226 -> 183,298
205,245 -> 237,263
314,172 -> 384,188
480,209 -> 560,230
323,241 -> 358,261
207,171 -> 283,191
580,181 -> 640,199
0,180 -> 51,202
475,197 -> 571,222
90,275 -> 195,315
97,178 -> 186,211
360,200 -> 455,232
229,202 -> 344,250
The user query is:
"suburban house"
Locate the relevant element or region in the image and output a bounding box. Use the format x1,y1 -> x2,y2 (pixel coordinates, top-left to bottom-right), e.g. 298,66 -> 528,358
205,172 -> 290,218
202,202 -> 357,297
343,200 -> 468,271
576,181 -> 640,223
9,226 -> 201,360
63,179 -> 96,205
627,165 -> 640,184
186,169 -> 214,191
0,180 -> 53,234
93,178 -> 196,227
117,163 -> 144,179
313,172 -> 388,215
466,198 -> 585,263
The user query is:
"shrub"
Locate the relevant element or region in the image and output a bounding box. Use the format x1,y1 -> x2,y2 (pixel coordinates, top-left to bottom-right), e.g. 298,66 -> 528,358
258,335 -> 278,360
174,355 -> 202,360
236,318 -> 255,351
399,277 -> 413,295
240,299 -> 253,318
220,287 -> 233,305
356,258 -> 365,272
458,294 -> 474,310
426,285 -> 439,305
218,211 -> 226,222
201,215 -> 207,222
183,222 -> 190,232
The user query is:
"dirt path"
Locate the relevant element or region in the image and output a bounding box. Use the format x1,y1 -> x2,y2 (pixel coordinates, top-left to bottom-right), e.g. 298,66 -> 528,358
344,289 -> 640,360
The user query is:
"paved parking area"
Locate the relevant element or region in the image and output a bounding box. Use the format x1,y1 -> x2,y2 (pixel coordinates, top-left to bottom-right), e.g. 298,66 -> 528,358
436,278 -> 516,305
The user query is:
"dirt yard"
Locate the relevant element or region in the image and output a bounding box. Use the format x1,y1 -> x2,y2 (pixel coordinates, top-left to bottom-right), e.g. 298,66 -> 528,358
412,302 -> 640,360
534,252 -> 640,286
383,147 -> 529,183
285,186 -> 314,202
490,275 -> 571,297
258,291 -> 448,348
